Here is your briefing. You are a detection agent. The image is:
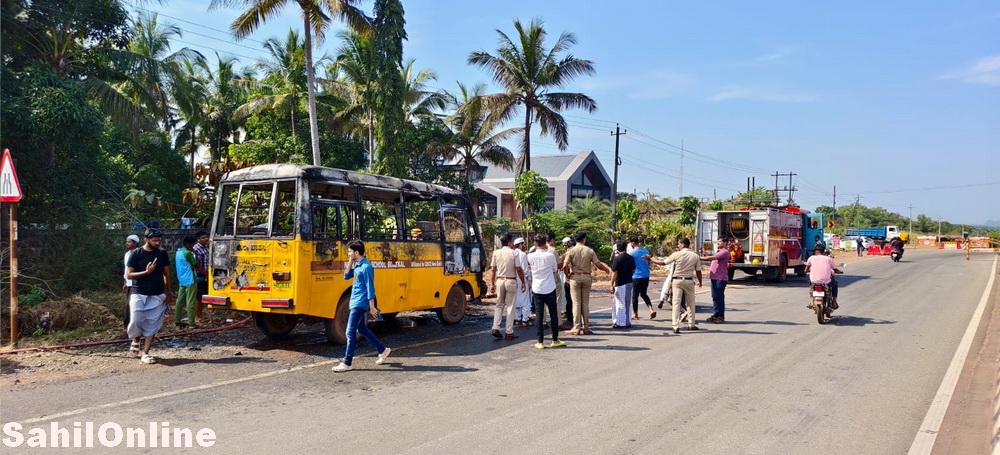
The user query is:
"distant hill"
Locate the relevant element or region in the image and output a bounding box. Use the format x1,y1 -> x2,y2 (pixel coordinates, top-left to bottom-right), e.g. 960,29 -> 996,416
985,220 -> 1000,228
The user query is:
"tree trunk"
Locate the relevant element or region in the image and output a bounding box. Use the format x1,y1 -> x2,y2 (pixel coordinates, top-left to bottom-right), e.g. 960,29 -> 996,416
368,108 -> 375,168
522,104 -> 532,174
303,14 -> 322,166
190,130 -> 196,187
290,102 -> 296,137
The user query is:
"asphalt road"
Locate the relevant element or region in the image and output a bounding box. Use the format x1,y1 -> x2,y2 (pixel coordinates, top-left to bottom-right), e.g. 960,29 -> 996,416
3,249 -> 995,454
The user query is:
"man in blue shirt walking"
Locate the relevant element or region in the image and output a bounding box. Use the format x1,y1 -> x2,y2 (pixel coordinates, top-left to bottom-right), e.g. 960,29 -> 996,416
333,240 -> 391,372
628,237 -> 662,320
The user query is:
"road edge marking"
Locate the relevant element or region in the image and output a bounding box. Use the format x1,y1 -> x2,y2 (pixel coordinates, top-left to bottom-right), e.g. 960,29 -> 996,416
908,254 -> 998,455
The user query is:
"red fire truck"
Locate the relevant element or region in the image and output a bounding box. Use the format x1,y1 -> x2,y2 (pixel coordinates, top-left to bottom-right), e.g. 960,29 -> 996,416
695,207 -> 825,282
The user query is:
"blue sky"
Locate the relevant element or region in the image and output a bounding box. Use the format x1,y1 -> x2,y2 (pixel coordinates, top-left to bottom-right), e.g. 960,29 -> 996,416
144,0 -> 999,225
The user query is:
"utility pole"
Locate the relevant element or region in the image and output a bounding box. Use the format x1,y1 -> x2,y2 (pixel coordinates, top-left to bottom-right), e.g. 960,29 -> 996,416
832,185 -> 837,228
679,139 -> 684,198
610,124 -> 626,231
907,204 -> 913,242
937,219 -> 942,246
770,171 -> 798,206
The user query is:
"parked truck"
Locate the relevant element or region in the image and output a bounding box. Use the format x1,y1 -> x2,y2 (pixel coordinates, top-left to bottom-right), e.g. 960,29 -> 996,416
695,207 -> 824,282
845,225 -> 900,240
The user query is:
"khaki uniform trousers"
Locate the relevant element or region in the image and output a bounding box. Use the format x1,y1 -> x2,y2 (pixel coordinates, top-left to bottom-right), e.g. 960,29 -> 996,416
493,278 -> 517,334
671,278 -> 697,329
569,275 -> 593,329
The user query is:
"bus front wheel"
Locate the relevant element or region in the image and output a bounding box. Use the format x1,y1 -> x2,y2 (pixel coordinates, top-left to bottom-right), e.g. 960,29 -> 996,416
254,313 -> 298,339
436,284 -> 467,325
323,293 -> 350,345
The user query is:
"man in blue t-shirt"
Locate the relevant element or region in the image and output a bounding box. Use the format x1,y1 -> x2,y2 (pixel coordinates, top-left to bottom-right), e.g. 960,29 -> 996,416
333,240 -> 392,373
628,237 -> 661,320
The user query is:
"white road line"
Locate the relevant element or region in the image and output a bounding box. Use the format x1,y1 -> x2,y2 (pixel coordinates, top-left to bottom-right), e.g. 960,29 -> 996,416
908,254 -> 998,455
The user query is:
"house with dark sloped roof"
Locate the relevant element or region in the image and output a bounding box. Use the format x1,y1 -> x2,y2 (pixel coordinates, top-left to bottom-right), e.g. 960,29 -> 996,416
474,151 -> 612,220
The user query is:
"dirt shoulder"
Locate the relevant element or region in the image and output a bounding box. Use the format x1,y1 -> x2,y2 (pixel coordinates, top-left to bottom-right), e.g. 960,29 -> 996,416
931,257 -> 999,454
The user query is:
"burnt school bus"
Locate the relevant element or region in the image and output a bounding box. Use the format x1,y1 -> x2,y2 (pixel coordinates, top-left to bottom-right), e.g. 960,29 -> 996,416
202,164 -> 486,344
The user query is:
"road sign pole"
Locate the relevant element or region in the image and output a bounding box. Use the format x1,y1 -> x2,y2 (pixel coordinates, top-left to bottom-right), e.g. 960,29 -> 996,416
8,203 -> 17,346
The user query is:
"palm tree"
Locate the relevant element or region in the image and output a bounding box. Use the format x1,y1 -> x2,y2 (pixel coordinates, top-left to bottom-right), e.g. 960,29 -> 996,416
120,12 -> 205,129
400,59 -> 447,123
210,0 -> 370,167
200,54 -> 254,165
431,82 -> 519,209
172,58 -> 209,185
234,30 -> 311,136
330,30 -> 378,158
468,18 -> 597,175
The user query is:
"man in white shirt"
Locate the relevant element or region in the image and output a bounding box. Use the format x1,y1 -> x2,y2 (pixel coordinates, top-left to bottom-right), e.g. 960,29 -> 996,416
122,234 -> 140,335
526,235 -> 566,349
513,237 -> 533,325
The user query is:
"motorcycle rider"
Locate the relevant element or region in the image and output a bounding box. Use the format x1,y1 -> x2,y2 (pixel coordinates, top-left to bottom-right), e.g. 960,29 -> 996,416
890,237 -> 905,260
804,245 -> 843,310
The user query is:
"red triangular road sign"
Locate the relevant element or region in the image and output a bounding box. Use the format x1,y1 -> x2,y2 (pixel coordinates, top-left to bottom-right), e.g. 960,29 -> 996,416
0,149 -> 23,202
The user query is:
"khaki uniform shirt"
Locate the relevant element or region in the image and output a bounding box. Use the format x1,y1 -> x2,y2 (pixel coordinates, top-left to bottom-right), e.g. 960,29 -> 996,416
662,248 -> 701,278
490,247 -> 518,279
564,244 -> 602,275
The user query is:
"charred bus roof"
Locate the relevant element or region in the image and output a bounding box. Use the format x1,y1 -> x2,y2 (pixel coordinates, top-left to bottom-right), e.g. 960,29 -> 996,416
221,163 -> 461,195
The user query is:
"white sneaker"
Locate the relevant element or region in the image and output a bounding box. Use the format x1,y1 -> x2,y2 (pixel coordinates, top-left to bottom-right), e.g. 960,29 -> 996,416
140,354 -> 156,364
332,362 -> 352,372
375,347 -> 391,365
129,341 -> 140,354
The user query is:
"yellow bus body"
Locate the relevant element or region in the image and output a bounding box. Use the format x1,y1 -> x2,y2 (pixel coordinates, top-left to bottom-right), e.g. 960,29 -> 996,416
209,237 -> 481,318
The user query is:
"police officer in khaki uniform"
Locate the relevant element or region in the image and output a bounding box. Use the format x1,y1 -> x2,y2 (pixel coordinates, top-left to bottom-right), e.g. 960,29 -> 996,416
661,237 -> 703,334
490,233 -> 526,339
562,232 -> 611,335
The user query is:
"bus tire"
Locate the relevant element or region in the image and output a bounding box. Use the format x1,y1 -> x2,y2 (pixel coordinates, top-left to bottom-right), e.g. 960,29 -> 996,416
254,313 -> 298,339
436,284 -> 467,325
323,293 -> 351,345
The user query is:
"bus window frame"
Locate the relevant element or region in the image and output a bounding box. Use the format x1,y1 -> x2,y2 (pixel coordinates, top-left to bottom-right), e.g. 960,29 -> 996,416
402,192 -> 444,243
311,201 -> 358,241
212,179 -> 298,240
359,185 -> 404,242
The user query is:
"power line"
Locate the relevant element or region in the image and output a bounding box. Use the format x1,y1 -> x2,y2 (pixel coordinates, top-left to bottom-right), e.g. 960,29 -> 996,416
860,181 -> 1000,194
124,0 -> 271,46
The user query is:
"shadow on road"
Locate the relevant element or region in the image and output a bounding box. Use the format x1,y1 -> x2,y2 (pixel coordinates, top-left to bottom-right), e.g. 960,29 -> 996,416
713,320 -> 806,326
377,364 -> 478,373
728,274 -> 872,289
568,345 -> 651,351
156,356 -> 277,367
829,316 -> 896,326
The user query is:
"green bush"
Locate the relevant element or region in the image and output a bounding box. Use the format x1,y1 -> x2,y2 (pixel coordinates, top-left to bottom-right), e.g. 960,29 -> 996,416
19,285 -> 47,307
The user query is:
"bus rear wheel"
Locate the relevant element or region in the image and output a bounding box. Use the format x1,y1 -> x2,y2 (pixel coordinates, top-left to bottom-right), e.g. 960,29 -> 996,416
436,284 -> 467,325
254,313 -> 298,339
323,293 -> 350,345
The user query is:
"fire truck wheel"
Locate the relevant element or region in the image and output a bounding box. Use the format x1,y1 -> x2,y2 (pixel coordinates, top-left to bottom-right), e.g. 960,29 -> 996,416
323,293 -> 351,345
436,284 -> 468,325
728,268 -> 736,281
254,313 -> 298,339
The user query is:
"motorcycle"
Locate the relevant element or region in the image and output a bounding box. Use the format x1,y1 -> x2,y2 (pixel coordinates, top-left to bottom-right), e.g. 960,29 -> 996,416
890,249 -> 903,262
807,264 -> 845,324
808,282 -> 834,324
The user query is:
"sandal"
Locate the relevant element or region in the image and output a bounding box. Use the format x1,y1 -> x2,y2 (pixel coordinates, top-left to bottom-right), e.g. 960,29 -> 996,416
649,311 -> 657,319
